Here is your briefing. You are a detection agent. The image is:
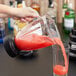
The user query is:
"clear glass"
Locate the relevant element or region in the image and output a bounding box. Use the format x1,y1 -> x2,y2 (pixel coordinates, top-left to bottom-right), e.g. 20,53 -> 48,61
52,44 -> 69,76
49,19 -> 69,76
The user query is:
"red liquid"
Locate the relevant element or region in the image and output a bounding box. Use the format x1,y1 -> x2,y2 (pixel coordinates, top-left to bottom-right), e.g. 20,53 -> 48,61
15,34 -> 68,75
15,34 -> 54,51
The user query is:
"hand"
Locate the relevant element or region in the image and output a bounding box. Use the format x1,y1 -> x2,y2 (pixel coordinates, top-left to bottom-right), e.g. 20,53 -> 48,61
14,7 -> 39,18
13,7 -> 39,22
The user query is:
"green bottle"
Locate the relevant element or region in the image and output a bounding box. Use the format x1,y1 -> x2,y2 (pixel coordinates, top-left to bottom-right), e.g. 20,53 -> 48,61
64,3 -> 75,34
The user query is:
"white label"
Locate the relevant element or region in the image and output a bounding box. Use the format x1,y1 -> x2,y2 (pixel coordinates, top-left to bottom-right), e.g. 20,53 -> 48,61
64,19 -> 74,29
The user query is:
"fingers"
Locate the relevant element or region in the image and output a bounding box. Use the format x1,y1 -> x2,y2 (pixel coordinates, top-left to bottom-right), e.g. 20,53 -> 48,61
26,7 -> 39,17
20,18 -> 27,22
14,7 -> 40,18
14,17 -> 34,23
20,17 -> 34,23
25,17 -> 33,22
13,7 -> 40,22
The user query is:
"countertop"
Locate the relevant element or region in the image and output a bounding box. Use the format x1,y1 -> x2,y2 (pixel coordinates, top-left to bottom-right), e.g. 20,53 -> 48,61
0,23 -> 76,76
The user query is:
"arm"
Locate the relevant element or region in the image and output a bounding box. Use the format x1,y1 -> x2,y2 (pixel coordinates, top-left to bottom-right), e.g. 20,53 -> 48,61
0,4 -> 39,18
0,4 -> 16,16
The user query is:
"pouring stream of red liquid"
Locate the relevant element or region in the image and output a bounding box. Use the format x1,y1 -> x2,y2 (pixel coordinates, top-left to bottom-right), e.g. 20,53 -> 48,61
15,33 -> 68,75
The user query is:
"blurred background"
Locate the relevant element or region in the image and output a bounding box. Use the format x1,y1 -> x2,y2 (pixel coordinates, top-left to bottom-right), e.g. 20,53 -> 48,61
0,0 -> 76,23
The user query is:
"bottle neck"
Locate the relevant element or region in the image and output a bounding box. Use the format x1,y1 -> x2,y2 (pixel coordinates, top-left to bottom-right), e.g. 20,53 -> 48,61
68,3 -> 72,9
63,0 -> 68,4
22,0 -> 26,8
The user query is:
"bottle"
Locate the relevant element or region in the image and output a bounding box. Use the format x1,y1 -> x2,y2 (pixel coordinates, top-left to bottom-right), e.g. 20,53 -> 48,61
0,18 -> 5,43
64,3 -> 75,34
48,1 -> 57,23
30,0 -> 40,14
17,0 -> 23,8
48,0 -> 52,7
8,0 -> 14,31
